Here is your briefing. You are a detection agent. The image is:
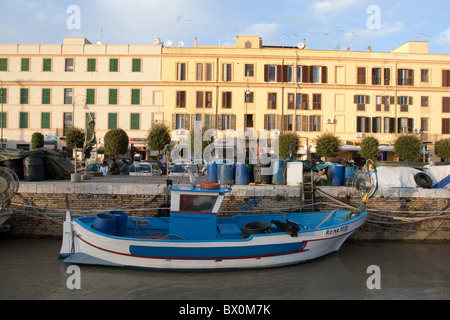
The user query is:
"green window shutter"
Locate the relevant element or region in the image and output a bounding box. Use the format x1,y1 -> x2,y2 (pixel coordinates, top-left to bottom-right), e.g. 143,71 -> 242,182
41,112 -> 50,129
43,58 -> 52,71
131,89 -> 140,105
108,113 -> 118,130
87,58 -> 96,72
0,112 -> 6,129
86,89 -> 95,104
0,58 -> 7,71
109,58 -> 118,72
0,88 -> 6,104
130,113 -> 140,130
19,112 -> 28,128
132,59 -> 141,72
20,88 -> 29,104
42,89 -> 51,104
21,58 -> 30,71
109,89 -> 118,104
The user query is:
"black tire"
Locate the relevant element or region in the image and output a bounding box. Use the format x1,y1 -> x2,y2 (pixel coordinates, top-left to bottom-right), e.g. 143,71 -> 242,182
414,172 -> 433,188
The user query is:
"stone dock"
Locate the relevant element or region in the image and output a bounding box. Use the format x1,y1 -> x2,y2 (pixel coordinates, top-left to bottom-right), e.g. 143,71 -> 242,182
2,174 -> 449,241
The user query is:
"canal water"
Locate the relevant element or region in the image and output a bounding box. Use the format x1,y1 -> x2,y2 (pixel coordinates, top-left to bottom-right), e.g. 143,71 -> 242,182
0,238 -> 448,300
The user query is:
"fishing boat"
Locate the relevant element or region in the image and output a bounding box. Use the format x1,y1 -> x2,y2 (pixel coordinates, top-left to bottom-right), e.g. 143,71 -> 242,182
59,170 -> 375,271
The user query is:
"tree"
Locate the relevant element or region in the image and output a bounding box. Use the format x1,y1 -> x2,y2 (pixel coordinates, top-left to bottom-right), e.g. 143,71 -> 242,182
147,122 -> 171,159
31,132 -> 44,149
278,132 -> 299,158
435,138 -> 450,160
104,128 -> 129,156
394,134 -> 421,161
315,133 -> 343,159
65,128 -> 85,149
359,136 -> 379,160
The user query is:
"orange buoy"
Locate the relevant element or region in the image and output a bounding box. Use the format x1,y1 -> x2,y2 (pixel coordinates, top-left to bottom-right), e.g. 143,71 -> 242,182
201,182 -> 220,189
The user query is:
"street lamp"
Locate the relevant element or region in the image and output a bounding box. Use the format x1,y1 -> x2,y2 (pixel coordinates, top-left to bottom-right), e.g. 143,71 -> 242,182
0,79 -> 4,148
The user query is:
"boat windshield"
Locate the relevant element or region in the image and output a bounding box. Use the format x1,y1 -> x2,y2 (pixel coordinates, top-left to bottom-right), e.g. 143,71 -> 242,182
179,194 -> 217,213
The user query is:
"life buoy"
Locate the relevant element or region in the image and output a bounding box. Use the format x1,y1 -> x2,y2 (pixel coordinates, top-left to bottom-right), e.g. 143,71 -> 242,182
414,172 -> 433,188
200,182 -> 220,189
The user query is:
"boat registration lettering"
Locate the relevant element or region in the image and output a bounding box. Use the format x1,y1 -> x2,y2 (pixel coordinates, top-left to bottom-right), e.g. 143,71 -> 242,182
324,225 -> 348,237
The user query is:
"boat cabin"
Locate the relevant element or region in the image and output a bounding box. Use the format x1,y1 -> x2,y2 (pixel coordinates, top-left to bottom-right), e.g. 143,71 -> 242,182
168,184 -> 231,240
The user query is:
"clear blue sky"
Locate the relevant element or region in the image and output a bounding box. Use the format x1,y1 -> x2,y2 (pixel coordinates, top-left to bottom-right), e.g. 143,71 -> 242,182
1,0 -> 449,53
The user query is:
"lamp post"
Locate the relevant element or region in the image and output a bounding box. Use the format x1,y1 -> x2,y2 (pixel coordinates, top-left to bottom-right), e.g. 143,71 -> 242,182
0,79 -> 3,148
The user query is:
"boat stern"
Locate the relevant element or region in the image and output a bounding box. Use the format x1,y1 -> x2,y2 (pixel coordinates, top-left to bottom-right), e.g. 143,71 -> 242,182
58,210 -> 74,259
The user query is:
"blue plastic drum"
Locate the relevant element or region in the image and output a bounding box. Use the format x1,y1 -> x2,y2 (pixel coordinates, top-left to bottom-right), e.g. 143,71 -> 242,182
235,163 -> 251,185
109,211 -> 128,237
206,162 -> 218,183
330,164 -> 345,186
92,214 -> 116,236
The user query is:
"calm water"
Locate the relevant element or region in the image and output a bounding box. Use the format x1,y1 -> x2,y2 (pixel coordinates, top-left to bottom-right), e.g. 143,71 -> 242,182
0,238 -> 448,300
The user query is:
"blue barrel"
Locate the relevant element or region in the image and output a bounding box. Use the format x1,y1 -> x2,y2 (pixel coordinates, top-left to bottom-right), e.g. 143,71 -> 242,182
109,211 -> 128,237
344,166 -> 357,184
92,214 -> 116,236
330,164 -> 345,186
272,159 -> 287,185
217,163 -> 235,185
235,164 -> 251,185
206,162 -> 218,183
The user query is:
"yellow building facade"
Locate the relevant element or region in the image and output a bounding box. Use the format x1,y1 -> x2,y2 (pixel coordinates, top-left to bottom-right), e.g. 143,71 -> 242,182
0,36 -> 449,161
162,36 -> 450,162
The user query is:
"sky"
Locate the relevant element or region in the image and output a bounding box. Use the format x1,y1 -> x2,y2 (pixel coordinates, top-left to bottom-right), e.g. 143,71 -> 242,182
1,0 -> 449,54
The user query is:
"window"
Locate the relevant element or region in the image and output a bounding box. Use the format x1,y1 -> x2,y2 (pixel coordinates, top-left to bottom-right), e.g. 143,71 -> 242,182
283,115 -> 293,131
354,95 -> 370,110
205,92 -> 212,108
205,63 -> 212,81
356,116 -> 371,133
221,114 -> 234,130
288,93 -> 294,109
421,118 -> 429,133
297,93 -> 308,110
312,67 -> 321,83
196,91 -> 213,108
384,118 -> 395,133
130,113 -> 140,130
86,89 -> 95,104
43,58 -> 52,72
245,114 -> 253,128
179,194 -> 218,213
443,119 -> 450,134
443,97 -> 450,113
421,69 -> 429,82
268,93 -> 277,109
109,89 -> 118,105
108,113 -> 118,130
265,114 -> 277,130
204,114 -> 211,127
176,91 -> 186,107
109,58 -> 119,72
21,58 -> 30,72
309,115 -> 321,132
398,96 -> 410,112
245,64 -> 254,77
64,89 -> 73,104
222,64 -> 232,81
20,88 -> 29,104
222,92 -> 232,108
87,58 -> 96,72
177,63 -> 186,80
174,114 -> 190,130
384,68 -> 391,85
65,58 -> 74,72
296,66 -> 302,83
357,67 -> 366,84
266,65 -> 276,82
372,68 -> 381,85
372,117 -> 382,133
398,69 -> 414,86
421,96 -> 429,107
131,89 -> 140,105
0,112 -> 6,129
287,66 -> 293,83
19,112 -> 28,129
196,63 -> 203,81
42,89 -> 51,104
41,112 -> 50,129
63,113 -> 73,136
0,58 -> 7,71
312,94 -> 321,110
132,59 -> 141,72
0,88 -> 7,104
443,70 -> 450,87
375,96 -> 382,111
245,91 -> 254,103
295,115 -> 302,131
398,118 -> 413,133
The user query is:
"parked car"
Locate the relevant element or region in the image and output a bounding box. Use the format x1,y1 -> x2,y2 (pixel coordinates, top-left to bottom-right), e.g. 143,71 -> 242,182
140,160 -> 167,175
169,159 -> 207,176
169,163 -> 199,177
129,163 -> 162,176
85,163 -> 102,175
